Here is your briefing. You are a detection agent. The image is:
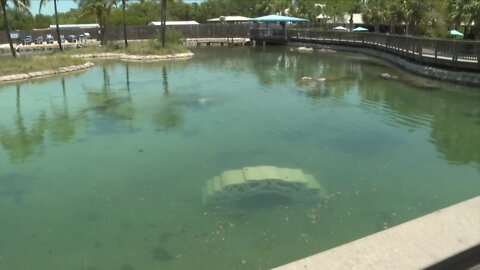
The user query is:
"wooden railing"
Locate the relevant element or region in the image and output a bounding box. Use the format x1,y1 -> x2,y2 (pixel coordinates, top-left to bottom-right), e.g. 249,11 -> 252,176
284,29 -> 480,71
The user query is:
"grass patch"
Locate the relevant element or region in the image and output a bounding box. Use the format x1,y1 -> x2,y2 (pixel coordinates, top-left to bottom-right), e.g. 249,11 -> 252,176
124,41 -> 188,55
64,41 -> 189,56
0,55 -> 86,76
64,30 -> 189,56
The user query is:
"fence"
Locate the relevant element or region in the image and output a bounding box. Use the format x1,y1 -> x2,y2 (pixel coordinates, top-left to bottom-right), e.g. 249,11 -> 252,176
0,24 -> 253,44
2,24 -> 479,71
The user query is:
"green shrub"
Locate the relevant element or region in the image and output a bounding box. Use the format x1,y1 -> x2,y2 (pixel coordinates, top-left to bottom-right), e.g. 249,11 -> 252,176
166,29 -> 184,45
105,42 -> 121,51
157,28 -> 184,45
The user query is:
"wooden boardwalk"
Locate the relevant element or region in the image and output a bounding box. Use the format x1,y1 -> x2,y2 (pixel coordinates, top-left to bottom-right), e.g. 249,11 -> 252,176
184,38 -> 250,47
291,35 -> 479,71
250,29 -> 480,72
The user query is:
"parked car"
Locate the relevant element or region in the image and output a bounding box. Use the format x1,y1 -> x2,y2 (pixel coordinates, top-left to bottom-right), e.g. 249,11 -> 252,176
34,36 -> 44,45
46,34 -> 54,44
22,35 -> 32,45
66,35 -> 77,43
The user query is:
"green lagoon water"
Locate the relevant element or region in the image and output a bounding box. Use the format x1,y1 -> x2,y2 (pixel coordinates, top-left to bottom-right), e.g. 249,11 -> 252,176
1,47 -> 479,269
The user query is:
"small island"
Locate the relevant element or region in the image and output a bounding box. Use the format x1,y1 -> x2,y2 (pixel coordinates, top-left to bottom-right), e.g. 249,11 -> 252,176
0,39 -> 193,83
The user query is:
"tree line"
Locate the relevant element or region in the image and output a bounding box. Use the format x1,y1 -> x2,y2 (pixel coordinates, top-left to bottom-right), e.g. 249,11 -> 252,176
1,0 -> 479,58
1,0 -> 479,33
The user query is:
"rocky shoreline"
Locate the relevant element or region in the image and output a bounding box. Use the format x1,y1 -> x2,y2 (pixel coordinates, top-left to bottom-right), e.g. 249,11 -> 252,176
0,62 -> 95,83
70,52 -> 194,61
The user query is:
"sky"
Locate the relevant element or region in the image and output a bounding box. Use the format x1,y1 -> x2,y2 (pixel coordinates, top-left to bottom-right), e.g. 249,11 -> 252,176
30,0 -> 78,15
30,0 -> 205,15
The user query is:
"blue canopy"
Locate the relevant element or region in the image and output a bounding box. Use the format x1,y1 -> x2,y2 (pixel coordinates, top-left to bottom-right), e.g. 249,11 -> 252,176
353,26 -> 369,32
449,29 -> 464,36
253,14 -> 309,23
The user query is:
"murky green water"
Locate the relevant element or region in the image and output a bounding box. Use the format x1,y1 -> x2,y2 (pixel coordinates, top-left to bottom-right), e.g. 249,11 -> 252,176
1,47 -> 479,270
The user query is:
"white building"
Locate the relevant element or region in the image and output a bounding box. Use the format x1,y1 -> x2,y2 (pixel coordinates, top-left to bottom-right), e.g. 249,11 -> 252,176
148,21 -> 199,26
49,24 -> 100,30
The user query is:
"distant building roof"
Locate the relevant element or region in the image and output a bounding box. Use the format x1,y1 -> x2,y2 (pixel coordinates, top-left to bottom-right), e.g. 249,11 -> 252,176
319,13 -> 364,24
148,21 -> 199,26
344,13 -> 364,24
49,24 -> 100,29
207,16 -> 251,22
316,14 -> 330,20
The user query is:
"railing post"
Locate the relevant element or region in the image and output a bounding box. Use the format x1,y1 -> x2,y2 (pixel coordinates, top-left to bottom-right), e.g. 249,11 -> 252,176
404,37 -> 408,58
476,42 -> 480,71
418,38 -> 423,63
453,41 -> 458,70
412,38 -> 416,60
434,40 -> 438,65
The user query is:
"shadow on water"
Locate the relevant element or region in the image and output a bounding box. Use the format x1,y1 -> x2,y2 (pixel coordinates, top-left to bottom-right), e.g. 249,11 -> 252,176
331,130 -> 403,157
0,173 -> 33,203
235,193 -> 293,209
83,65 -> 136,135
359,73 -> 480,166
48,78 -> 87,143
152,65 -> 184,133
151,246 -> 174,262
0,84 -> 47,163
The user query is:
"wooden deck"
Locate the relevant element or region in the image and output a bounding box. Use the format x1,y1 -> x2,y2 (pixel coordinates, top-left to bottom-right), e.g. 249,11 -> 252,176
184,38 -> 250,47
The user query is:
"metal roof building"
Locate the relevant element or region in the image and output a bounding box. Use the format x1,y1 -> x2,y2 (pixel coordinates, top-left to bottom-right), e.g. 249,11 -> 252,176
148,21 -> 199,26
49,24 -> 100,30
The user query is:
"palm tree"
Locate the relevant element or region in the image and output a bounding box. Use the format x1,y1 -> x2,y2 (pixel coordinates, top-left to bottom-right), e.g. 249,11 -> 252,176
76,0 -> 116,46
346,0 -> 363,31
468,1 -> 480,35
122,0 -> 127,48
160,0 -> 167,47
451,0 -> 480,35
1,0 -> 30,58
362,0 -> 388,33
39,0 -> 63,51
394,0 -> 433,35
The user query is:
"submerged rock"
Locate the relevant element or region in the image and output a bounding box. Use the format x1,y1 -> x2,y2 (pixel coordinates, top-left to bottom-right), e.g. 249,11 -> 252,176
151,247 -> 173,262
297,47 -> 314,53
290,47 -> 314,53
380,73 -> 399,80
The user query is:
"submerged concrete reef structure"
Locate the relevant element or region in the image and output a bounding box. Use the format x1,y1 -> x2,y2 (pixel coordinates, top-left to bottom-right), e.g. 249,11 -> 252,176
202,166 -> 325,205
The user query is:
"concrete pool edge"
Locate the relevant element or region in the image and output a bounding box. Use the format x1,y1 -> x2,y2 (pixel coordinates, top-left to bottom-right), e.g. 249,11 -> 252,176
273,196 -> 480,270
288,42 -> 480,88
0,62 -> 95,83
